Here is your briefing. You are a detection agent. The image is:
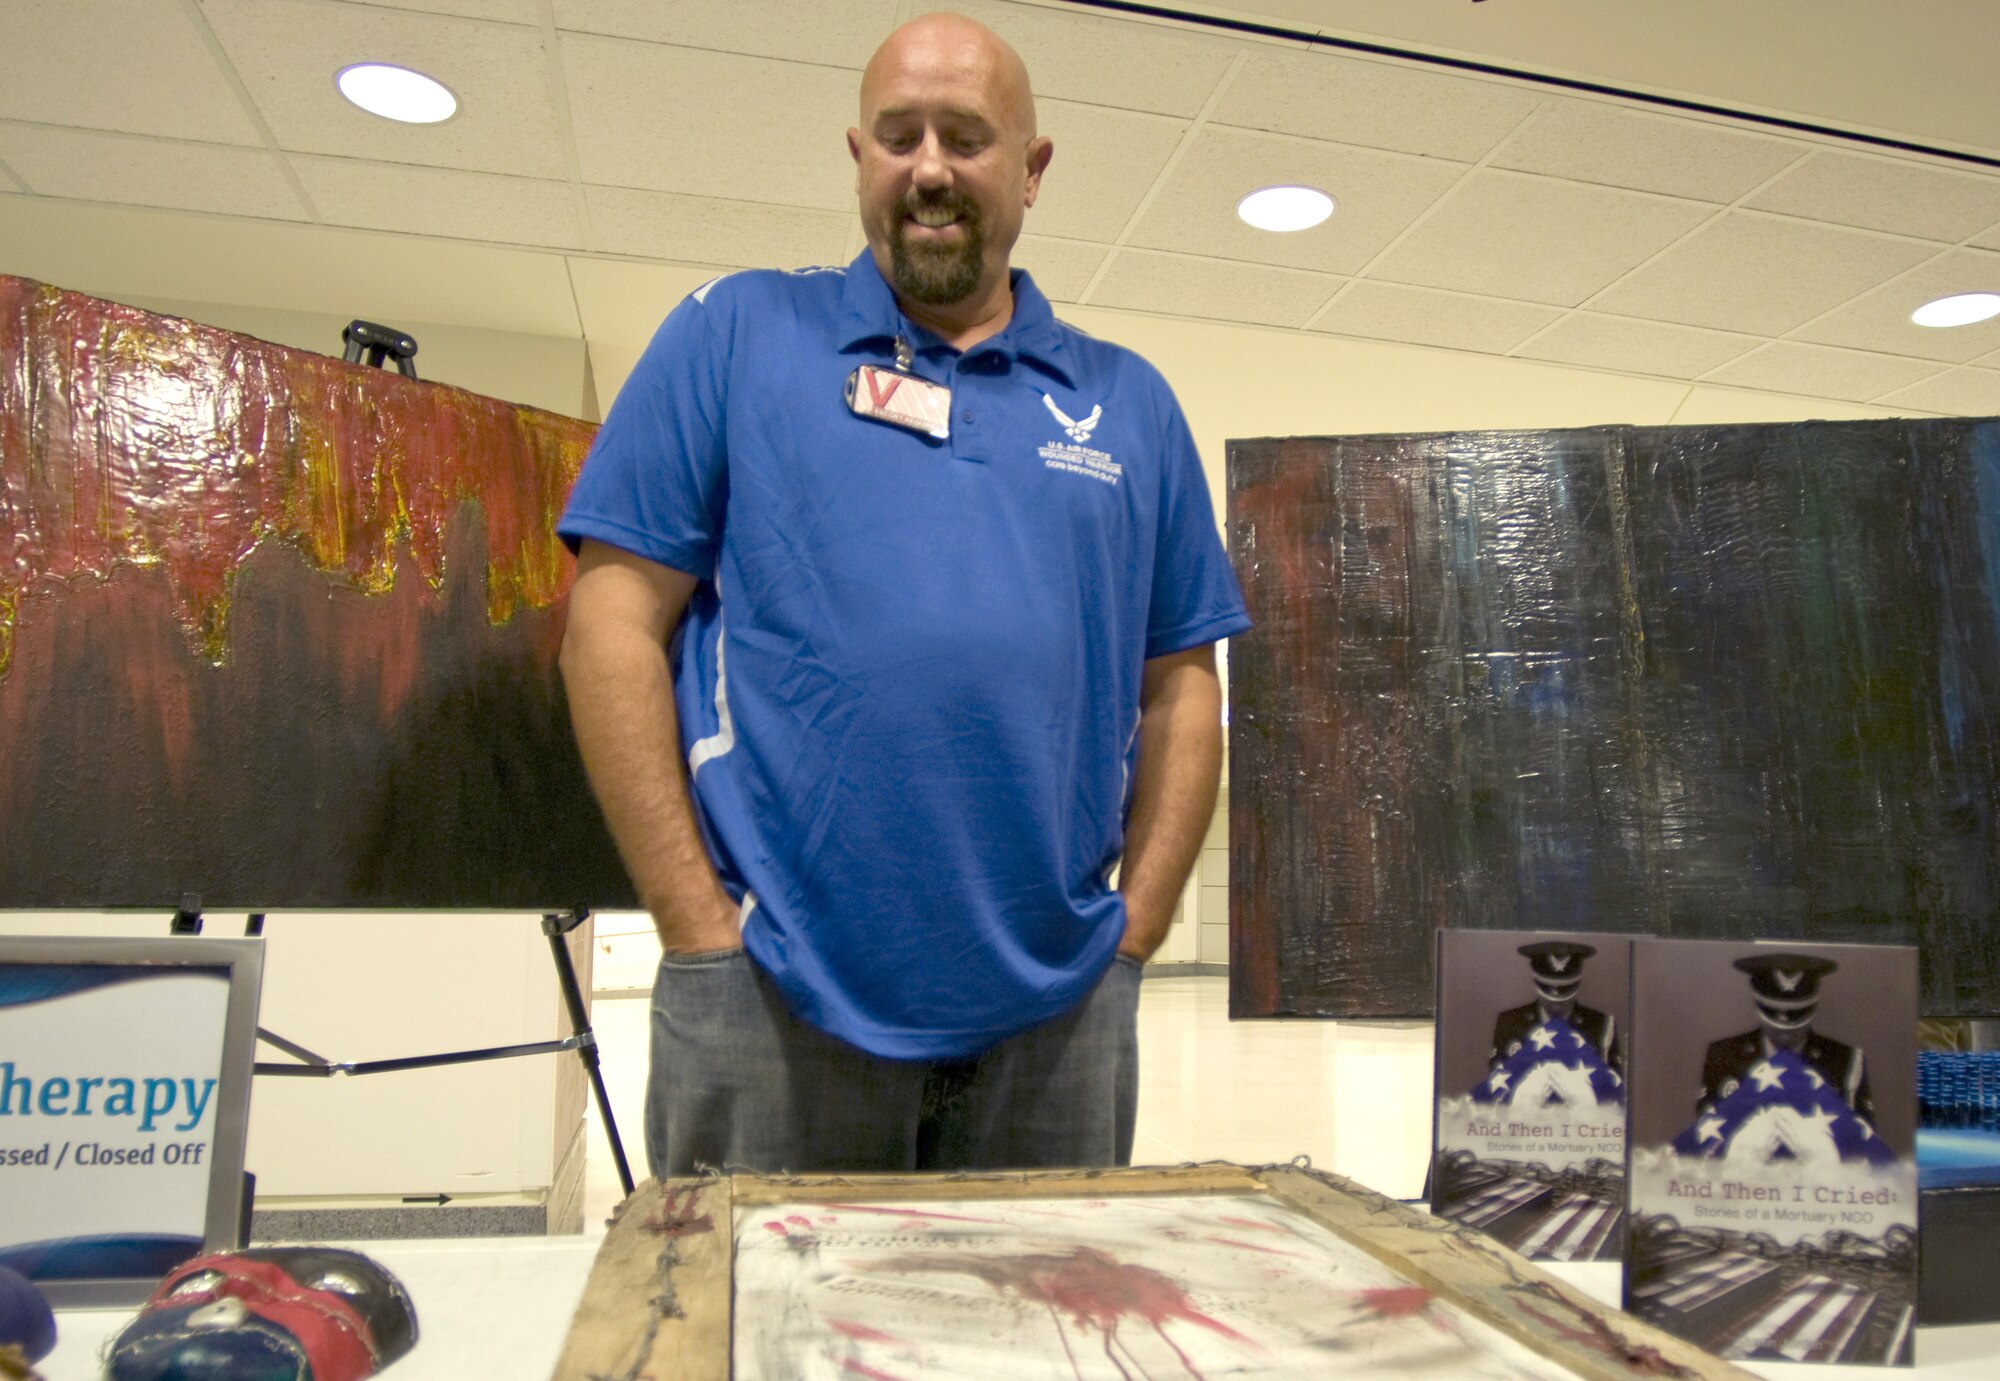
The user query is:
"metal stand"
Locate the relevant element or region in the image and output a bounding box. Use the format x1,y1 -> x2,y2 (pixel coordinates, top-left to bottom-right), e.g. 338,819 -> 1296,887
178,902 -> 636,1199
542,909 -> 637,1198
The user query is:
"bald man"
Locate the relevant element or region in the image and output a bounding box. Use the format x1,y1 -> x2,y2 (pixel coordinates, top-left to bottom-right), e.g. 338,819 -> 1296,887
558,13 -> 1249,1177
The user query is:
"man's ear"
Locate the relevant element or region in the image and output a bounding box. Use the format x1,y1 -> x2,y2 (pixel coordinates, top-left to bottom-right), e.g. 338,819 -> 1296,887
1023,135 -> 1054,208
847,127 -> 863,185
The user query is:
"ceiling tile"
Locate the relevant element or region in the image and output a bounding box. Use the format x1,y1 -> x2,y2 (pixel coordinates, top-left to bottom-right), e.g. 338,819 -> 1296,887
1307,281 -> 1560,353
0,195 -> 583,337
1032,101 -> 1186,242
953,0 -> 1241,118
292,155 -> 581,248
1492,100 -> 1805,203
1589,211 -> 1936,335
1745,150 -> 2000,243
0,0 -> 261,145
1789,247 -> 2000,364
1213,47 -> 1537,163
1702,341 -> 1942,403
1973,221 -> 2000,251
839,214 -> 868,263
1088,250 -> 1341,328
1125,127 -> 1463,276
0,124 -> 306,222
0,165 -> 24,195
1669,388 -> 1933,425
585,185 -> 849,270
1513,313 -> 1759,379
326,0 -> 538,21
1368,169 -> 1714,306
564,34 -> 854,210
566,256 -> 725,345
1013,236 -> 1109,304
1874,367 -> 2000,417
552,0 -> 895,69
201,0 -> 569,178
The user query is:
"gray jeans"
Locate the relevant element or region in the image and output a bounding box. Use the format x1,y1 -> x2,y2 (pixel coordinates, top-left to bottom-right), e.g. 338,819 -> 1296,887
642,948 -> 1141,1178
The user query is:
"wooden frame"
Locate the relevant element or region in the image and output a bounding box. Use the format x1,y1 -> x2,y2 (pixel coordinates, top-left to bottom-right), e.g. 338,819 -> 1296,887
553,1163 -> 1752,1380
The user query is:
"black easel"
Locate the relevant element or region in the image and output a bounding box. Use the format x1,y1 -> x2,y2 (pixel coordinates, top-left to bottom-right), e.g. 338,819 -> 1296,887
174,902 -> 635,1198
341,319 -> 419,379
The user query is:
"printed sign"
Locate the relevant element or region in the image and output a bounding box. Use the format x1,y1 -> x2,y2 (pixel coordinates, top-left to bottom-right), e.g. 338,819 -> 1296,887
1433,929 -> 1630,1260
1625,939 -> 1917,1367
0,939 -> 260,1302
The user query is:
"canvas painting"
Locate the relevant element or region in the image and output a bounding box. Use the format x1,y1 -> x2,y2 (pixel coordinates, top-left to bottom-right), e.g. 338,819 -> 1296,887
1624,939 -> 1918,1366
1228,422 -> 2000,1019
733,1192 -> 1590,1380
0,275 -> 633,910
1433,930 -> 1629,1261
554,1166 -> 1754,1381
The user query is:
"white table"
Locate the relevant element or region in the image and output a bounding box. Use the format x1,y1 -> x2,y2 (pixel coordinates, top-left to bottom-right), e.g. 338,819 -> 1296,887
39,1238 -> 2000,1378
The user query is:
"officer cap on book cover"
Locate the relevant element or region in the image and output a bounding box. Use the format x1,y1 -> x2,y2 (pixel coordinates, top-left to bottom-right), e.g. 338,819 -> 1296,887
1734,952 -> 1837,1012
1518,940 -> 1595,996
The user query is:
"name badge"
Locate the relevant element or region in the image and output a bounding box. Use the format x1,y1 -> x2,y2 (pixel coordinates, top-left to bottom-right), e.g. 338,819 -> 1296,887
846,364 -> 951,441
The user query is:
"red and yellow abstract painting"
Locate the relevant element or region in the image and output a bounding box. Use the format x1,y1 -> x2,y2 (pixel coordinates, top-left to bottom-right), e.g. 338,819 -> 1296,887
0,276 -> 631,909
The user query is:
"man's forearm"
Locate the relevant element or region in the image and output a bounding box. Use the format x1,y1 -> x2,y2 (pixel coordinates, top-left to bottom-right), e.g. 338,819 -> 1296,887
560,550 -> 740,951
1116,644 -> 1225,960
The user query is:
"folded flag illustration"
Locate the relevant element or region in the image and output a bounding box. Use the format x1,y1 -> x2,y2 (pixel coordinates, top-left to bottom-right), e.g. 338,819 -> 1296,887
1473,1015 -> 1623,1108
1673,1046 -> 1892,1166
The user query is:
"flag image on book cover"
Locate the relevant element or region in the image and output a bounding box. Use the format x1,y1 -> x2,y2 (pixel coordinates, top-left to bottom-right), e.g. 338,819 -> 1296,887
1626,941 -> 1918,1367
1432,932 -> 1631,1263
1669,1045 -> 1893,1168
1473,1012 -> 1624,1110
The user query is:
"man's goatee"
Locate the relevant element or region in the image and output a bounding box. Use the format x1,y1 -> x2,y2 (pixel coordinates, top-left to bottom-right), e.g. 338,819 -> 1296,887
890,194 -> 986,305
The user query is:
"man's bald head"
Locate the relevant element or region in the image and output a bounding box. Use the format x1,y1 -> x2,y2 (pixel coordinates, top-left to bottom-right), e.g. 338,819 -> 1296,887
859,12 -> 1039,142
848,12 -> 1053,339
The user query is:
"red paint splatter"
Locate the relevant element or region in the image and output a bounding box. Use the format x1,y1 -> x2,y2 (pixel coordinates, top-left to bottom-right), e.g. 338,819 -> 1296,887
786,1215 -> 813,1227
824,1203 -> 1001,1224
1354,1286 -> 1433,1320
1205,1236 -> 1308,1259
886,1245 -> 1255,1379
839,1361 -> 908,1381
644,1184 -> 714,1240
830,1320 -> 903,1344
764,1221 -> 790,1235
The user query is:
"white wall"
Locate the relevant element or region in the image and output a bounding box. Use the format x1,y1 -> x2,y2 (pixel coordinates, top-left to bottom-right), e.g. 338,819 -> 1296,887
0,912 -> 577,1204
589,294 -> 1932,531
121,296 -> 600,422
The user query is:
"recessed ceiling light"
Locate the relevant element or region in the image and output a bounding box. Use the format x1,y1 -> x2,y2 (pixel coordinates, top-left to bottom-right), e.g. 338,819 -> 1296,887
1237,185 -> 1335,233
336,63 -> 457,124
1911,292 -> 2000,328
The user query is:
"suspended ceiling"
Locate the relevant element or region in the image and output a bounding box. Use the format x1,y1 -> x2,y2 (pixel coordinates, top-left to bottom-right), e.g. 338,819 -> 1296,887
2,0 -> 1998,415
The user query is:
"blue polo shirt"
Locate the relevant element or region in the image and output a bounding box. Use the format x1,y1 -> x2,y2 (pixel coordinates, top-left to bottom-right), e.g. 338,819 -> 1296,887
559,252 -> 1248,1059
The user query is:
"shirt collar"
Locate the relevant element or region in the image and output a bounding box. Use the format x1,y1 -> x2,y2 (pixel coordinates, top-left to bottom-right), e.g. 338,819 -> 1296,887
837,249 -> 1074,387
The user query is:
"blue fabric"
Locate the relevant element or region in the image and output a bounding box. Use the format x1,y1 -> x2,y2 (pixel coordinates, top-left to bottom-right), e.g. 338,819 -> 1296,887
560,253 -> 1248,1059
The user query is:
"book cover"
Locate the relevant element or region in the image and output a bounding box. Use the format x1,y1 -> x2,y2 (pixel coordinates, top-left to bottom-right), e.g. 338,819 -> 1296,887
1432,929 -> 1629,1261
1625,939 -> 1918,1366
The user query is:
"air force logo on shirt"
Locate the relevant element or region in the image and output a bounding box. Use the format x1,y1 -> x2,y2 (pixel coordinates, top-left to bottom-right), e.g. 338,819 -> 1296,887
1039,393 -> 1122,485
